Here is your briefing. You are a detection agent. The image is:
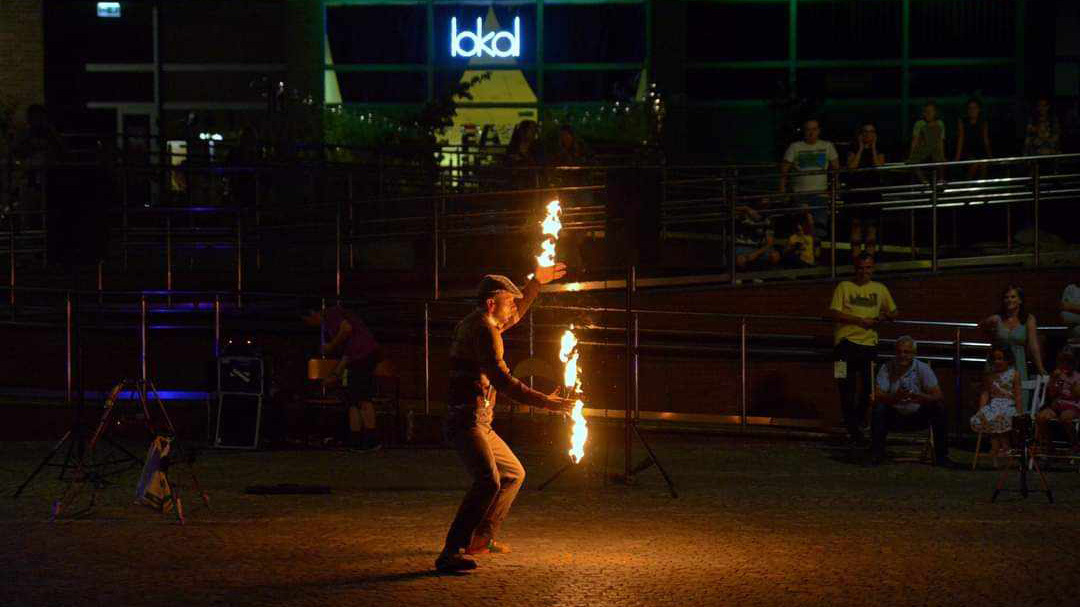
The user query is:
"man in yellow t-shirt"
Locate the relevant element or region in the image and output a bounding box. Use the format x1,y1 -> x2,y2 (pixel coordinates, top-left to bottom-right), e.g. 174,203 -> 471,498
825,253 -> 898,445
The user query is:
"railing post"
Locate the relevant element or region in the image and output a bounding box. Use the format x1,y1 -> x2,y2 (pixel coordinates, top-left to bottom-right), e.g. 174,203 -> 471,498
633,311 -> 640,422
165,216 -> 173,304
740,316 -> 748,428
122,168 -> 130,271
66,292 -> 73,403
213,294 -> 222,359
829,168 -> 837,279
424,302 -> 431,415
335,198 -> 342,298
953,327 -> 962,439
930,169 -> 938,272
347,171 -> 355,271
254,170 -> 263,272
235,214 -> 243,307
528,310 -> 535,391
729,169 -> 738,286
140,295 -> 148,382
432,199 -> 440,301
1032,160 -> 1040,267
8,220 -> 14,307
625,264 -> 635,480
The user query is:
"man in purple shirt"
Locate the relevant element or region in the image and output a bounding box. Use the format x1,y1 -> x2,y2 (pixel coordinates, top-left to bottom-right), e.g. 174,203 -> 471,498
302,304 -> 382,451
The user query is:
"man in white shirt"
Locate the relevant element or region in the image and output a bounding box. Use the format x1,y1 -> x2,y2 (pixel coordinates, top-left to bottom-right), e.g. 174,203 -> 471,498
780,119 -> 839,239
871,336 -> 956,467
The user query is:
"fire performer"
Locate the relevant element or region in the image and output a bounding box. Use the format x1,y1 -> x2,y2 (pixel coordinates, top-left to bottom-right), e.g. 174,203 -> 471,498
435,266 -> 576,573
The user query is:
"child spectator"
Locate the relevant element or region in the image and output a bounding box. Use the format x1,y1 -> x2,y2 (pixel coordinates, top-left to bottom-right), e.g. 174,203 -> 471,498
733,203 -> 780,271
781,216 -> 816,268
971,344 -> 1023,459
908,101 -> 946,184
1035,349 -> 1080,453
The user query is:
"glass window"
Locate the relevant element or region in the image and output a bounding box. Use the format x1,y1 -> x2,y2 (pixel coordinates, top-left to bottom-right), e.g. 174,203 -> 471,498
686,107 -> 775,161
333,71 -> 427,103
543,70 -> 642,103
81,2 -> 154,62
543,4 -> 646,63
687,70 -> 787,101
797,68 -> 902,99
797,0 -> 902,60
687,2 -> 788,61
84,72 -> 155,103
327,6 -> 427,65
910,0 -> 1017,58
909,67 -> 1015,98
163,1 -> 288,63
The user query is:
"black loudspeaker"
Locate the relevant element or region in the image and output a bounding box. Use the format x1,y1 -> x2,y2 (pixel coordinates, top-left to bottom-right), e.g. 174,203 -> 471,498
215,394 -> 262,449
605,167 -> 661,267
216,356 -> 264,449
218,356 -> 264,395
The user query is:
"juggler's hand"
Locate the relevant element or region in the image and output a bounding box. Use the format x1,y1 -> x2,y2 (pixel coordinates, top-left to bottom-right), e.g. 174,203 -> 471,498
534,262 -> 568,285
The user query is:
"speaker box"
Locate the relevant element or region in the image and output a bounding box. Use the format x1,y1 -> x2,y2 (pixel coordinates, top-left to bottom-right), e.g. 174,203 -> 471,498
215,393 -> 262,449
218,356 -> 264,395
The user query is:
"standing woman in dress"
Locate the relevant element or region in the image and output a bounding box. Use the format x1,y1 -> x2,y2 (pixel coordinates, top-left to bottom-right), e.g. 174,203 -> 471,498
978,285 -> 1048,409
954,98 -> 992,180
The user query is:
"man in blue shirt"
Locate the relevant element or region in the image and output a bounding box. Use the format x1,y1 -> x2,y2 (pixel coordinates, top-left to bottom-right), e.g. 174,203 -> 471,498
871,336 -> 956,467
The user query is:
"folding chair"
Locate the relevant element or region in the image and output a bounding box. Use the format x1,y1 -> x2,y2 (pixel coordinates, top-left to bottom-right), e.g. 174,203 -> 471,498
972,374 -> 1047,470
1032,376 -> 1080,472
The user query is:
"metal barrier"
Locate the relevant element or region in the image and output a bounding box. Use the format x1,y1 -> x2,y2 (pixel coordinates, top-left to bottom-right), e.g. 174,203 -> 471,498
1,150 -> 1078,301
0,283 -> 1070,441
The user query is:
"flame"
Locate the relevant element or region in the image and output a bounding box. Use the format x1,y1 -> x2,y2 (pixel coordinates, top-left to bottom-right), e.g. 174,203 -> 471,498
559,326 -> 588,463
537,239 -> 557,268
535,199 -> 562,268
541,200 -> 562,238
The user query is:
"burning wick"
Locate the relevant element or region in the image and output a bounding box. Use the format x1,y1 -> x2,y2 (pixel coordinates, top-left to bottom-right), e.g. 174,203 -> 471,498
559,325 -> 588,464
536,199 -> 562,268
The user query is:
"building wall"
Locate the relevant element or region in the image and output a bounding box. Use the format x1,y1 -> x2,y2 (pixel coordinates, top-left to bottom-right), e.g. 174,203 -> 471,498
0,0 -> 45,129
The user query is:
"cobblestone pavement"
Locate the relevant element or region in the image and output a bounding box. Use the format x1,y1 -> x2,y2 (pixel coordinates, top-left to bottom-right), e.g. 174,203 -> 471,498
2,434 -> 1079,607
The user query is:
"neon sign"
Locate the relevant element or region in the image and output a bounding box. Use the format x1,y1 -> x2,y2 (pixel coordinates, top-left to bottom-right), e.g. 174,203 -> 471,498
97,2 -> 121,18
450,16 -> 521,59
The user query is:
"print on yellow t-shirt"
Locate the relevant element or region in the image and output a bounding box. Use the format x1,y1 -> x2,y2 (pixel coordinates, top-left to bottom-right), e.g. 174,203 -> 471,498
829,280 -> 897,346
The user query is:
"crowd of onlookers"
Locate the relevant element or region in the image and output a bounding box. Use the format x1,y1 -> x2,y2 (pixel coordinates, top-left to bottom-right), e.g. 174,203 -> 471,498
828,257 -> 1080,467
736,97 -> 1070,272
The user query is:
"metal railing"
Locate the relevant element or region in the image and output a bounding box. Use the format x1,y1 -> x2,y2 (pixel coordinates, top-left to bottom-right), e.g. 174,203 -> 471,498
0,282 -> 1070,443
1,149 -> 1078,301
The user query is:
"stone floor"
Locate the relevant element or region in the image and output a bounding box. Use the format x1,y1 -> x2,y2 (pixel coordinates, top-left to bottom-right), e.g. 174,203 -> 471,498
1,432 -> 1078,607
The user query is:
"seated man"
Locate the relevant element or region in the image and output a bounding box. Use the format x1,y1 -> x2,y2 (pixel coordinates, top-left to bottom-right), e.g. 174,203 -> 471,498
871,336 -> 954,467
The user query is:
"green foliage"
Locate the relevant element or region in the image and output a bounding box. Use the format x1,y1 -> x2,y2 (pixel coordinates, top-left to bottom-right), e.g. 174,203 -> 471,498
541,83 -> 665,149
323,72 -> 493,157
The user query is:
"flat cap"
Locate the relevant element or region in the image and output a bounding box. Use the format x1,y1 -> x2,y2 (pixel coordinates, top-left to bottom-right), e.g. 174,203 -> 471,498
477,274 -> 523,300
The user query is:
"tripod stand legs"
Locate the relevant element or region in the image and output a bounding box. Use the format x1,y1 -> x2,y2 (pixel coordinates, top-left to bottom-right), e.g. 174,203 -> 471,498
992,444 -> 1053,503
625,423 -> 678,498
12,430 -> 74,498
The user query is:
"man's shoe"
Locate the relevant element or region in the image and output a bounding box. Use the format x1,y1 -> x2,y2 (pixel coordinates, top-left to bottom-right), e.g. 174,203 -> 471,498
435,551 -> 477,572
466,539 -> 511,555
